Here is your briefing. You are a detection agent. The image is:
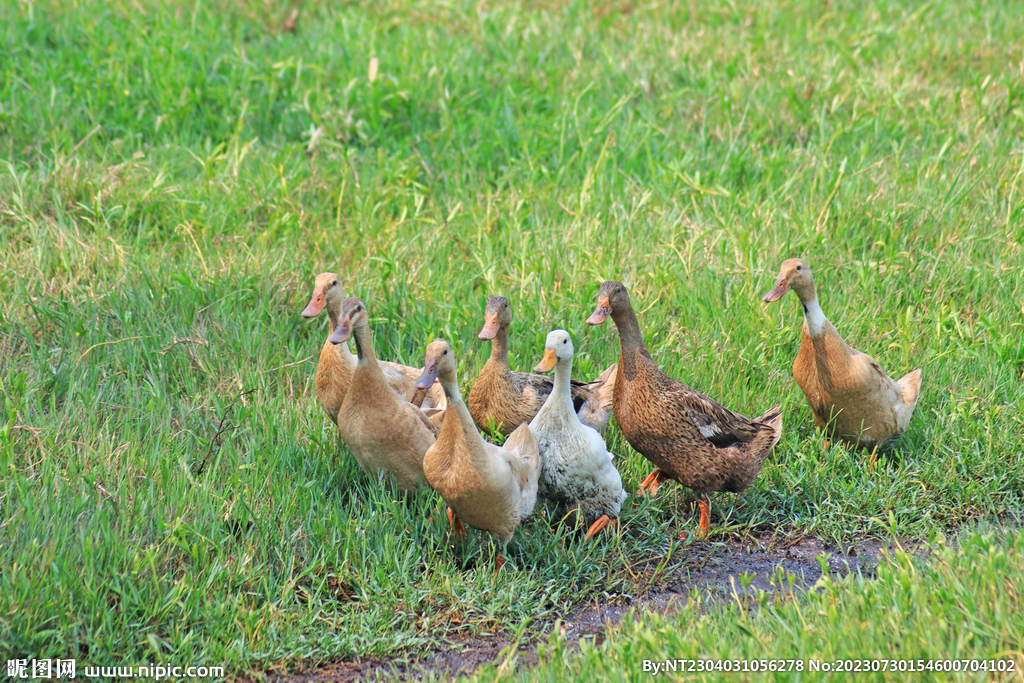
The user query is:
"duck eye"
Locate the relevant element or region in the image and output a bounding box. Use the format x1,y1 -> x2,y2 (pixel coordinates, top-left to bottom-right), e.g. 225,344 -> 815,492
796,266 -> 802,271
563,339 -> 567,344
443,349 -> 448,355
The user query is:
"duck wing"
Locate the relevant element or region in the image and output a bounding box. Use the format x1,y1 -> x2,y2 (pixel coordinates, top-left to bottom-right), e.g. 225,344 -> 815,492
502,423 -> 540,489
658,376 -> 761,448
576,364 -> 617,432
511,371 -> 555,406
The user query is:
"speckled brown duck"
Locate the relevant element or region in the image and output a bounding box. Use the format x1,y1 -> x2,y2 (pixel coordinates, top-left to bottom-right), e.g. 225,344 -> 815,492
301,273 -> 445,423
762,258 -> 921,451
586,281 -> 783,536
468,295 -> 617,436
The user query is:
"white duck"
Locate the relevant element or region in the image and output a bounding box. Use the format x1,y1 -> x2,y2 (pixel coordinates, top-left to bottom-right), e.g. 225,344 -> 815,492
530,330 -> 626,540
416,339 -> 540,573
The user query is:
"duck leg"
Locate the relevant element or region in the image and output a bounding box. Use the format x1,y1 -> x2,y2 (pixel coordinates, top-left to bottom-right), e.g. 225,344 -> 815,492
495,551 -> 505,575
697,497 -> 711,537
447,507 -> 466,540
584,514 -> 613,540
637,468 -> 668,496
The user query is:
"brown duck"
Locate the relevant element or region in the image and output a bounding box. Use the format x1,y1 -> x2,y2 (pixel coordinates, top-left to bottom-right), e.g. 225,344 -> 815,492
468,295 -> 616,436
587,281 -> 783,536
762,258 -> 921,451
328,297 -> 437,492
301,273 -> 445,423
416,340 -> 540,573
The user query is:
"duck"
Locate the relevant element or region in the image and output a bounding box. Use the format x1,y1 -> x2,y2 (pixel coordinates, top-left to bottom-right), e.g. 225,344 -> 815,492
468,295 -> 617,436
530,329 -> 626,540
416,339 -> 540,572
587,281 -> 783,536
762,258 -> 922,451
328,297 -> 437,492
301,273 -> 445,423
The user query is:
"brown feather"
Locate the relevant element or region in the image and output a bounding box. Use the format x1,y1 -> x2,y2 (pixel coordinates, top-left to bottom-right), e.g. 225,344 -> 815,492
593,281 -> 783,500
766,258 -> 922,451
468,295 -> 614,435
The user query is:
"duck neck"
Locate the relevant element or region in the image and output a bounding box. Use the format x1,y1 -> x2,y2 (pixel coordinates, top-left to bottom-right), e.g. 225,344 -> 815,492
550,357 -> 575,415
326,301 -> 355,362
436,371 -> 484,471
487,324 -> 510,368
611,305 -> 650,376
439,373 -> 464,405
350,321 -> 378,366
795,282 -> 827,337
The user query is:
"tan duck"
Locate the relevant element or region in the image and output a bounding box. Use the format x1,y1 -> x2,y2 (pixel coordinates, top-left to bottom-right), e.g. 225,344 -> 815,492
530,329 -> 626,541
328,297 -> 436,492
301,273 -> 445,423
762,258 -> 922,451
468,295 -> 616,436
587,281 -> 783,536
416,339 -> 540,572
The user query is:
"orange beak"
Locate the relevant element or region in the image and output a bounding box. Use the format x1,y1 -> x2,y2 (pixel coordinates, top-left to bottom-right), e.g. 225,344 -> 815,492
328,315 -> 352,344
762,277 -> 789,303
478,314 -> 500,340
301,289 -> 325,318
586,297 -> 611,325
534,348 -> 557,373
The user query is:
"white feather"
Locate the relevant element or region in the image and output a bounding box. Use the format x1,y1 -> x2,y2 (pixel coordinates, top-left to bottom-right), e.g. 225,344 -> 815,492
804,298 -> 827,337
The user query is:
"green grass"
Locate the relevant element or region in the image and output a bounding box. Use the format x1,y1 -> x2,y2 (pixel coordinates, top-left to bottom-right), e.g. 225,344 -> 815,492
475,529 -> 1024,683
1,0 -> 1023,678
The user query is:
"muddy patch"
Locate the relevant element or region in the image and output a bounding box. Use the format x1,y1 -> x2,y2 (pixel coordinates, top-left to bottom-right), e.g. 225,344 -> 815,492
257,637 -> 533,683
255,534 -> 916,682
559,534 -> 919,648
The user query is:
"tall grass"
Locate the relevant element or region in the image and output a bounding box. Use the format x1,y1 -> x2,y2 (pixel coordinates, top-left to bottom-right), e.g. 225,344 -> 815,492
1,0 -> 1022,675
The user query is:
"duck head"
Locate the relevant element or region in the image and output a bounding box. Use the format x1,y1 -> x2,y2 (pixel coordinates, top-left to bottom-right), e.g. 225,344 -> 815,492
478,295 -> 511,339
586,281 -> 630,325
328,297 -> 367,345
534,329 -> 574,373
301,272 -> 343,318
763,259 -> 815,303
416,339 -> 457,389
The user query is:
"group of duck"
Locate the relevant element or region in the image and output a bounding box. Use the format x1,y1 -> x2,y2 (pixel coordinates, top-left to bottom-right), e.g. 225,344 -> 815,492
300,259 -> 923,571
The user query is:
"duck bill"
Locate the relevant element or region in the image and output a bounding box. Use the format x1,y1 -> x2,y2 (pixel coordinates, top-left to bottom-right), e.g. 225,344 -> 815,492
533,348 -> 557,373
301,289 -> 325,318
416,363 -> 439,390
762,278 -> 789,303
586,297 -> 611,325
328,317 -> 352,344
478,314 -> 500,340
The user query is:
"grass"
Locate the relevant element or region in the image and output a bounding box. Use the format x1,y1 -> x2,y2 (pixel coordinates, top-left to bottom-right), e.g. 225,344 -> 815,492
1,0 -> 1023,678
477,528 -> 1024,683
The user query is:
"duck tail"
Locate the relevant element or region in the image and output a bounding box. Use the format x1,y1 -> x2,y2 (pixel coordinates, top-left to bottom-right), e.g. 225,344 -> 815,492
897,368 -> 922,409
754,404 -> 784,450
505,423 -> 540,517
578,363 -> 617,433
894,368 -> 922,430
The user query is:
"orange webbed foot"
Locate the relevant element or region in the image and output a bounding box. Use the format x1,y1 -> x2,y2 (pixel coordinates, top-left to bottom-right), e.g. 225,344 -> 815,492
447,507 -> 466,540
697,499 -> 710,537
637,469 -> 667,496
495,552 -> 505,576
584,514 -> 613,541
